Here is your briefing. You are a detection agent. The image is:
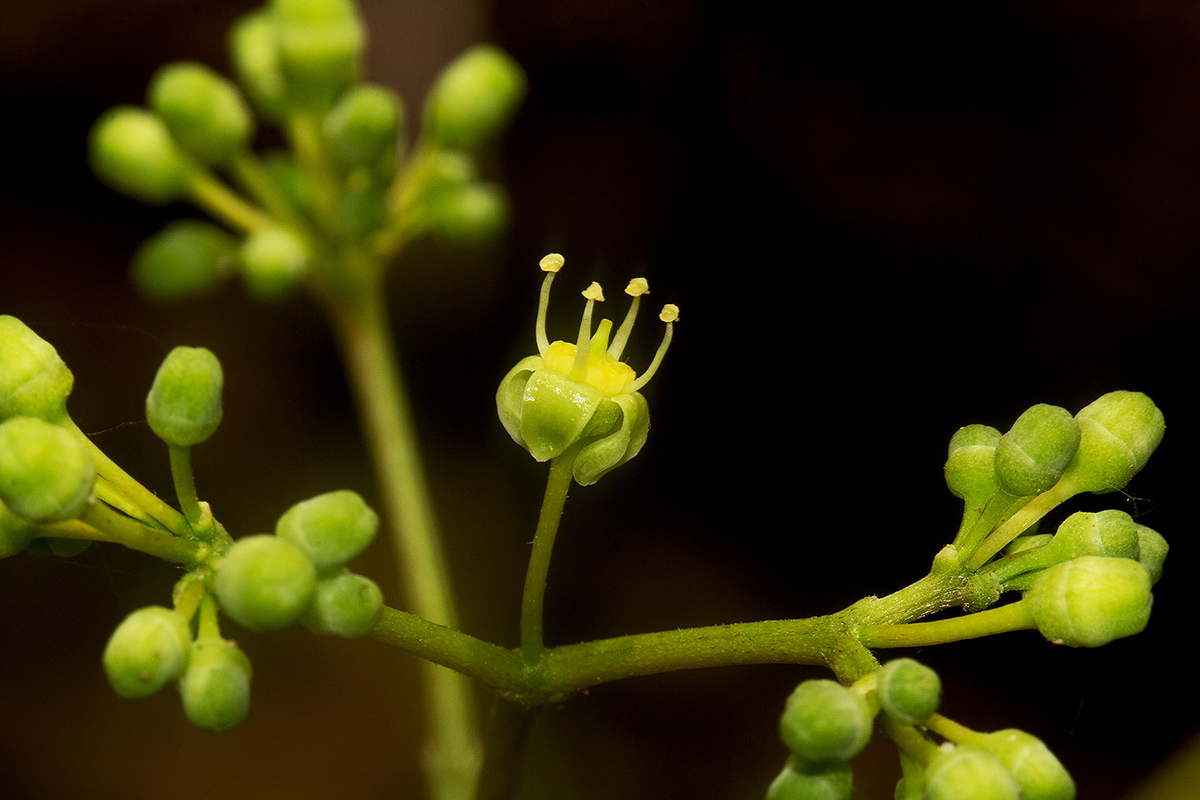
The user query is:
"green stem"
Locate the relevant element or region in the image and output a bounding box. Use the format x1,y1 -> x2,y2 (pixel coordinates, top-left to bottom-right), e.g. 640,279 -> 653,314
167,444 -> 203,529
187,172 -> 274,233
859,598 -> 1036,649
519,453 -> 576,665
968,481 -> 1076,569
72,501 -> 208,568
66,421 -> 190,537
474,699 -> 539,800
325,284 -> 481,800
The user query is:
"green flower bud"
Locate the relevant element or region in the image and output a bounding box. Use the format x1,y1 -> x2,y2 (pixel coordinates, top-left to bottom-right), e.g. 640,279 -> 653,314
1028,556 -> 1152,647
924,746 -> 1021,800
239,226 -> 310,300
779,679 -> 874,764
969,730 -> 1075,800
229,10 -> 289,122
497,257 -> 676,485
0,498 -> 40,557
180,635 -> 252,732
1060,391 -> 1164,494
102,606 -> 192,699
323,83 -> 402,169
766,759 -> 853,800
429,183 -> 511,246
424,45 -> 527,148
944,424 -> 1000,506
88,106 -> 197,204
994,404 -> 1080,497
1135,524 -> 1168,585
272,0 -> 365,107
147,61 -> 254,166
214,534 -> 317,632
0,315 -> 74,423
876,658 -> 941,725
301,570 -> 384,637
131,220 -> 239,302
275,489 -> 378,571
146,346 -> 224,446
0,417 -> 95,523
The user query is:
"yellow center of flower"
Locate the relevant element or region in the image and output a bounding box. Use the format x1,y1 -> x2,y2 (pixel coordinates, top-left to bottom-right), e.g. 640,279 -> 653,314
543,318 -> 637,396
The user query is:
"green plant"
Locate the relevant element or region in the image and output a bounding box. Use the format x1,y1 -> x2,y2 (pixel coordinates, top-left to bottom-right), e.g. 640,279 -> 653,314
0,2 -> 1180,799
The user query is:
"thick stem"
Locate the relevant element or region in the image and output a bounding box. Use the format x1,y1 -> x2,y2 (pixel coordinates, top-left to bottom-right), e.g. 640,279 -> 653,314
73,501 -> 209,568
519,453 -> 576,665
326,285 -> 481,800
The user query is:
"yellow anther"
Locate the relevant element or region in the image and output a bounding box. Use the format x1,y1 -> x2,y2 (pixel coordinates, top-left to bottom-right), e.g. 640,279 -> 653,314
659,304 -> 679,323
582,282 -> 605,302
625,278 -> 650,297
539,253 -> 564,273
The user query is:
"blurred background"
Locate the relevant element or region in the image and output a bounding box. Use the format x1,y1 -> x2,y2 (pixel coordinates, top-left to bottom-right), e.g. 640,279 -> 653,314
1,1 -> 1197,798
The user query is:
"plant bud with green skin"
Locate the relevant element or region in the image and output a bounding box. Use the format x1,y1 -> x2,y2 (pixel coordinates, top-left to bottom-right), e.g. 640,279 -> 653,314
0,498 -> 40,557
146,347 -> 224,447
215,535 -> 317,632
944,424 -> 1000,507
0,417 -> 95,523
148,62 -> 254,166
323,84 -> 402,169
766,759 -> 852,800
102,606 -> 192,699
924,746 -> 1020,800
88,106 -> 197,204
180,635 -> 252,732
994,404 -> 1080,497
229,10 -> 289,122
1059,391 -> 1164,495
275,489 -> 378,571
1028,556 -> 1152,647
876,658 -> 941,725
424,45 -> 527,149
0,315 -> 74,423
1135,524 -> 1168,585
239,226 -> 311,299
272,0 -> 365,107
991,510 -> 1140,586
498,257 -> 676,485
779,679 -> 874,764
131,220 -> 239,302
301,570 -> 384,637
429,182 -> 511,246
967,730 -> 1075,800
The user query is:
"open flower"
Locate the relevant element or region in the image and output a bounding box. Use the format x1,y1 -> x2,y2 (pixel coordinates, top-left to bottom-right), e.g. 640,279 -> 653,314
497,253 -> 677,485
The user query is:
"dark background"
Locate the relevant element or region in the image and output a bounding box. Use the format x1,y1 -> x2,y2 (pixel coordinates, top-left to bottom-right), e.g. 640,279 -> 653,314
1,1 -> 1197,799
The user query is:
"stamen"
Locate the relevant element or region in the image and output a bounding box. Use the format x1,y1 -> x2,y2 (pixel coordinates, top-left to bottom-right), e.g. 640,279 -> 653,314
629,304 -> 678,392
608,277 -> 649,359
535,254 -> 564,357
571,282 -> 604,381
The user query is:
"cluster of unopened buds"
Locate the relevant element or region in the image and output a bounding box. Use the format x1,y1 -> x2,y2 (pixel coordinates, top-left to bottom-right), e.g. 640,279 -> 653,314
0,315 -> 384,731
766,390 -> 1167,799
